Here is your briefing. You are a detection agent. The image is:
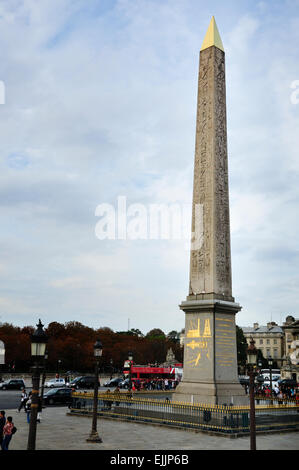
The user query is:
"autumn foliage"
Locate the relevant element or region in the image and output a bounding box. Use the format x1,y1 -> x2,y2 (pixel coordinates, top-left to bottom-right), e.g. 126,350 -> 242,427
0,321 -> 183,373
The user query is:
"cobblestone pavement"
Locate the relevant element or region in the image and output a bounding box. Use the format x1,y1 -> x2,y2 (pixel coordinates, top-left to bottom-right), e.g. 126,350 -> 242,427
4,406 -> 299,451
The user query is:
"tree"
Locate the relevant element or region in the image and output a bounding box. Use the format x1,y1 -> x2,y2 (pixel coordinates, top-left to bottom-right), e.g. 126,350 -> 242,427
167,330 -> 180,343
236,326 -> 247,367
129,328 -> 144,337
146,329 -> 166,340
46,322 -> 65,338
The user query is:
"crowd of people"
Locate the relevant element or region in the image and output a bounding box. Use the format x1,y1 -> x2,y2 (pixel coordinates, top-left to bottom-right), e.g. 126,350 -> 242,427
0,411 -> 16,451
130,378 -> 180,391
243,382 -> 299,404
0,387 -> 44,451
255,383 -> 298,401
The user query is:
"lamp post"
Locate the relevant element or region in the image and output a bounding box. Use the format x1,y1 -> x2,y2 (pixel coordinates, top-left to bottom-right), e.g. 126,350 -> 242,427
87,338 -> 103,443
247,337 -> 257,451
27,319 -> 48,451
128,352 -> 133,390
57,359 -> 62,377
110,358 -> 114,379
40,350 -> 48,409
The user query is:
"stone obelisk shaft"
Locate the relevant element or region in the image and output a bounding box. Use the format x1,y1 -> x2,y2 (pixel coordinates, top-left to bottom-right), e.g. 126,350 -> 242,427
175,18 -> 247,406
189,43 -> 232,301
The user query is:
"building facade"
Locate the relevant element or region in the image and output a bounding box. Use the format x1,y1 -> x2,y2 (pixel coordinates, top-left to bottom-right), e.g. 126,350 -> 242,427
242,322 -> 284,367
281,316 -> 299,381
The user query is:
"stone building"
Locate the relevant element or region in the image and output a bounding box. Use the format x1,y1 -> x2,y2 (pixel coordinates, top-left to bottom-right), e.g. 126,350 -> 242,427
241,322 -> 284,367
281,316 -> 299,381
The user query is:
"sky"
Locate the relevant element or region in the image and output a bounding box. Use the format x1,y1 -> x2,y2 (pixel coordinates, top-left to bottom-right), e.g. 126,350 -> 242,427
0,0 -> 298,335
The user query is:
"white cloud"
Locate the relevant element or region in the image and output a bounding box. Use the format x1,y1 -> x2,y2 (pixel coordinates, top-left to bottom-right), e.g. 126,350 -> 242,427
0,1 -> 298,332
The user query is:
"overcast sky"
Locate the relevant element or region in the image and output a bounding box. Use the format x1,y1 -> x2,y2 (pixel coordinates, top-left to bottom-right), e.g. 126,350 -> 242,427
0,0 -> 298,334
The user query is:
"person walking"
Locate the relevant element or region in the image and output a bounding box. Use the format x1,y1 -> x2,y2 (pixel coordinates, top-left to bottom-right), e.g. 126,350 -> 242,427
37,396 -> 42,423
0,410 -> 5,449
113,386 -> 121,406
18,388 -> 28,412
25,392 -> 32,423
1,416 -> 14,450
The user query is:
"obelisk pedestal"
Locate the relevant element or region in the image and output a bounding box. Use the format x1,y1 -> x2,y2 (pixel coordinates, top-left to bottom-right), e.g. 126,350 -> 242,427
174,298 -> 247,405
174,17 -> 248,406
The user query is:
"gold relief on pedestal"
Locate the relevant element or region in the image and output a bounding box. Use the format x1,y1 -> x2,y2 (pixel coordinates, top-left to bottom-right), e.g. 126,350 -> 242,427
185,318 -> 212,367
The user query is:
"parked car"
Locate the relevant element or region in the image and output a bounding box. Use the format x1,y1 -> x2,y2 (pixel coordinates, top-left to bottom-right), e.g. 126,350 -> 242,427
68,376 -> 100,390
0,379 -> 26,390
119,378 -> 130,389
239,377 -> 249,386
103,377 -> 123,387
45,378 -> 66,388
43,387 -> 72,406
278,379 -> 298,388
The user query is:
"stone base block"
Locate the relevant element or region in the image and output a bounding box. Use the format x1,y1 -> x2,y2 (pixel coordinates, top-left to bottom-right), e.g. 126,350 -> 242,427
174,381 -> 249,406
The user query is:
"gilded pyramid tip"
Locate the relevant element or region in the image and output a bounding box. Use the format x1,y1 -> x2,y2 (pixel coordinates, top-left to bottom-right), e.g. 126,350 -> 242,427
200,16 -> 224,52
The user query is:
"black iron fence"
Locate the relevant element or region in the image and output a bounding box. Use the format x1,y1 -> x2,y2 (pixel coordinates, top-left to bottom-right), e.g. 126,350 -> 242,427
69,392 -> 299,435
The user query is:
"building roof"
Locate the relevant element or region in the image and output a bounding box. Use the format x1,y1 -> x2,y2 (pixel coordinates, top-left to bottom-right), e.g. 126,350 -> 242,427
242,325 -> 283,334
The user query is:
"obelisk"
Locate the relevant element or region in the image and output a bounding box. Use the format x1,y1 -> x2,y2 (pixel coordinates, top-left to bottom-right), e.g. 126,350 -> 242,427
174,17 -> 248,405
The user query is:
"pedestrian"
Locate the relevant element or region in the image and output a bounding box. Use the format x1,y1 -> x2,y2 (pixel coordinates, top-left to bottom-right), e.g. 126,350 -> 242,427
114,386 -> 121,406
1,416 -> 15,450
0,410 -> 5,448
18,388 -> 28,412
278,389 -> 284,405
103,389 -> 112,410
37,396 -> 42,423
25,392 -> 32,423
273,384 -> 279,397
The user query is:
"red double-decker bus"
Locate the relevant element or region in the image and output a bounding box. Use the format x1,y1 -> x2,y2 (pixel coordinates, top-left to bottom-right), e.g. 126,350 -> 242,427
123,362 -> 183,389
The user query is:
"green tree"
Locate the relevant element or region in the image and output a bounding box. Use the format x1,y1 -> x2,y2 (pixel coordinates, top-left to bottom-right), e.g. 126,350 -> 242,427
236,326 -> 247,367
146,329 -> 166,340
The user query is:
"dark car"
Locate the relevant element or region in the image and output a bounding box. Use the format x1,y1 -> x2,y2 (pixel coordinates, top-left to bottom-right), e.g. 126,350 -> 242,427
103,377 -> 123,387
0,379 -> 26,390
239,377 -> 249,386
119,378 -> 130,389
278,379 -> 298,388
43,387 -> 72,406
68,376 -> 100,390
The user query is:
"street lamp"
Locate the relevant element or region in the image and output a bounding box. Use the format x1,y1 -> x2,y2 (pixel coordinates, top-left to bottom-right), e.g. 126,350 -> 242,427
128,351 -> 133,390
247,337 -> 257,451
57,359 -> 62,377
87,338 -> 103,443
40,350 -> 48,409
27,319 -> 48,451
110,358 -> 114,379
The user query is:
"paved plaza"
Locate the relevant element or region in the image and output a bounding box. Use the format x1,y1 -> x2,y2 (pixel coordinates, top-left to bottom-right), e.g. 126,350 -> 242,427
5,406 -> 299,451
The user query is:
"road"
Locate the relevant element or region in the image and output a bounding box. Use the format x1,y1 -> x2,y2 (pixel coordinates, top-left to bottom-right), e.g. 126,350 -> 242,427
0,386 -> 110,411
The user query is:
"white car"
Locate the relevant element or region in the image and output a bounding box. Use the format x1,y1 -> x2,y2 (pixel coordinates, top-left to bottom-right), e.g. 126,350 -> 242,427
45,378 -> 66,388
